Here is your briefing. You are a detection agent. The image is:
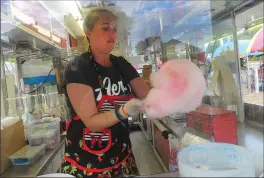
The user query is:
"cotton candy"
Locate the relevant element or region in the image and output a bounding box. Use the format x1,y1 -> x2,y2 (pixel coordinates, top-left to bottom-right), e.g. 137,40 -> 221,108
144,59 -> 206,119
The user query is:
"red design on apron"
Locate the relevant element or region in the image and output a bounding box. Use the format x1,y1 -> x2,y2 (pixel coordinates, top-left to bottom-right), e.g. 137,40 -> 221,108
64,153 -> 131,173
82,128 -> 112,154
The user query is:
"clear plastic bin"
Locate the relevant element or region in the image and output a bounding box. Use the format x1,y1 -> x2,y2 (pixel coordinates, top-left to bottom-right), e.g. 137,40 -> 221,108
28,131 -> 43,146
25,117 -> 60,139
9,144 -> 46,166
43,129 -> 60,149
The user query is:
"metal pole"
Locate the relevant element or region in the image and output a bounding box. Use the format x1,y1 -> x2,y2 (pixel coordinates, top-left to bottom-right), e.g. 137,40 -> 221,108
52,57 -> 63,94
153,43 -> 157,72
160,40 -> 166,63
0,46 -> 9,117
7,0 -> 14,21
246,53 -> 251,93
254,67 -> 259,93
231,10 -> 245,122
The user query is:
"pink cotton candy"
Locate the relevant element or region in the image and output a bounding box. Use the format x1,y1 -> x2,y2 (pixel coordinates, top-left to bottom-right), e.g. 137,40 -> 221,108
144,59 -> 206,119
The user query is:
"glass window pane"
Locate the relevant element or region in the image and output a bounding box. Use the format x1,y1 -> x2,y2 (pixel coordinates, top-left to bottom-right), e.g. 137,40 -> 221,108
11,1 -> 51,29
1,0 -> 10,16
51,16 -> 68,49
235,2 -> 264,125
1,1 -> 263,178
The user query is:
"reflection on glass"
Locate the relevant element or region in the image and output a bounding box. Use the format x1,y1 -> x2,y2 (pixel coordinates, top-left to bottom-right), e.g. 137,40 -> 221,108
8,1 -> 58,47
51,17 -> 67,39
235,2 -> 264,126
11,1 -> 50,29
1,0 -> 10,16
204,17 -> 243,121
50,16 -> 68,48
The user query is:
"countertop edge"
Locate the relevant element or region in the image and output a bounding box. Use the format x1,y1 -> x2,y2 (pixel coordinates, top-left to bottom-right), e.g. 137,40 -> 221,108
0,135 -> 66,178
37,135 -> 66,176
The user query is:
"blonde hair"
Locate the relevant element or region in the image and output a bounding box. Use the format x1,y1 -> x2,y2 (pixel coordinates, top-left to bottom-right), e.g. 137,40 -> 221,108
83,8 -> 117,32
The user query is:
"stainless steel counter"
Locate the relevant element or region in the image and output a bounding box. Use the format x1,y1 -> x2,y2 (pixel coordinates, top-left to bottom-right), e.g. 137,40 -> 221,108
0,136 -> 66,178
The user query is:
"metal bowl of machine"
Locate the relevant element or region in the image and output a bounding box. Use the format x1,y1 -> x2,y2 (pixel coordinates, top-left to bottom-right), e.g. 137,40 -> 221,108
177,143 -> 255,177
37,173 -> 75,177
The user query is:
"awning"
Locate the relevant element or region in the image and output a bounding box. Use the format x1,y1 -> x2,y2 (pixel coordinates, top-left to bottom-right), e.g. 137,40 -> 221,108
247,51 -> 264,57
246,27 -> 264,53
213,40 -> 250,58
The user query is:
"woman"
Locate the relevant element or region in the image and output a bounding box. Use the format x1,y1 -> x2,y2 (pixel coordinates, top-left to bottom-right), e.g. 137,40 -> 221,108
61,8 -> 150,178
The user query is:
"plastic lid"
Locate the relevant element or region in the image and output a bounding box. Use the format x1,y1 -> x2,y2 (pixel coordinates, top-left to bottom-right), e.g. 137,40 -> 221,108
30,132 -> 43,139
41,117 -> 61,124
41,117 -> 55,123
9,144 -> 46,160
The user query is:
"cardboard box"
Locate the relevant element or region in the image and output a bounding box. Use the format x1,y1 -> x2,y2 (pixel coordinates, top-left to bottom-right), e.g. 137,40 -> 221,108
0,120 -> 26,174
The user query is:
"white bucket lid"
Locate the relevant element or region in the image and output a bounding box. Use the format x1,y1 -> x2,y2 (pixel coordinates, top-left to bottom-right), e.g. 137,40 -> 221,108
37,173 -> 75,177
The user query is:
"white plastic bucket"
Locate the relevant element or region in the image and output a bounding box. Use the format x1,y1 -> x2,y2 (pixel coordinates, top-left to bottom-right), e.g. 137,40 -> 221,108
178,143 -> 255,177
37,173 -> 75,177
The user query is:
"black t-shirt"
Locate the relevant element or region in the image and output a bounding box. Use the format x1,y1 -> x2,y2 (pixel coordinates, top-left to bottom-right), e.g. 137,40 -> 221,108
63,52 -> 139,117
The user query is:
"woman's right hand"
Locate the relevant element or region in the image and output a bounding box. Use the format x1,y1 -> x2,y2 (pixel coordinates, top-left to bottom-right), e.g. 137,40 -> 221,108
120,98 -> 145,117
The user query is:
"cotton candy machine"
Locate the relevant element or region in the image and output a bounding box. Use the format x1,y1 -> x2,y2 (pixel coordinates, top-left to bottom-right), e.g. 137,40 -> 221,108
156,106 -> 238,172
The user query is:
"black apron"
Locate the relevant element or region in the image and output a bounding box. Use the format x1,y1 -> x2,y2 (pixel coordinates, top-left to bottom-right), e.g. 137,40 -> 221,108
61,49 -> 139,178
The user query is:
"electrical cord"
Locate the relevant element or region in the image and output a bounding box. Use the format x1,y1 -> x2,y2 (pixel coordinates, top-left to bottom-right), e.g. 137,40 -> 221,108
22,68 -> 55,94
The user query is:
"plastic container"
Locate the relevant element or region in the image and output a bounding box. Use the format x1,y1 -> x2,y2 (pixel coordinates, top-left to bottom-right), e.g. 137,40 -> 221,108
43,129 -> 60,149
9,144 -> 46,166
178,143 -> 255,177
28,131 -> 43,146
24,117 -> 60,138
